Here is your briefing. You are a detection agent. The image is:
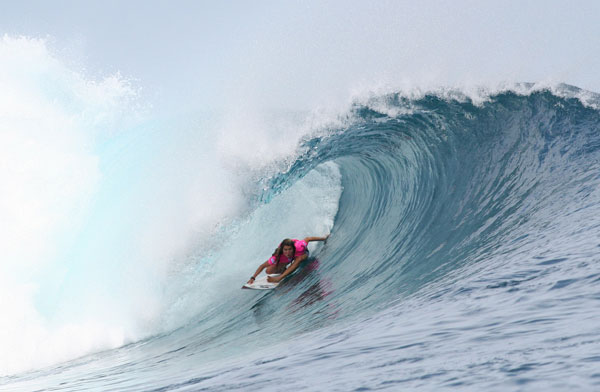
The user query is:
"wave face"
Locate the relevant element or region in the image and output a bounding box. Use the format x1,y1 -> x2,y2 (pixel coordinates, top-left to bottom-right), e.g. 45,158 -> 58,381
3,88 -> 600,391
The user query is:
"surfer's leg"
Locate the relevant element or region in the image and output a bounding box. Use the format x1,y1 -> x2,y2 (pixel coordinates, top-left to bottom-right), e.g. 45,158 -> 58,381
266,264 -> 284,274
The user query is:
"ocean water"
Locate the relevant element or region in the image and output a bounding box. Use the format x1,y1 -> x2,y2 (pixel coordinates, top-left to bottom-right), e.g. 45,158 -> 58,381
1,42 -> 600,390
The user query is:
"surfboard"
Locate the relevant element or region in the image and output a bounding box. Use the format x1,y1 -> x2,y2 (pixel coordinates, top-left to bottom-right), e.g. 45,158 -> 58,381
242,274 -> 281,290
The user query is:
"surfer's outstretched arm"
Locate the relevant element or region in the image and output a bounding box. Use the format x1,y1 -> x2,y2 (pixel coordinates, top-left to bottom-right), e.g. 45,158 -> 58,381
303,234 -> 330,243
248,260 -> 269,284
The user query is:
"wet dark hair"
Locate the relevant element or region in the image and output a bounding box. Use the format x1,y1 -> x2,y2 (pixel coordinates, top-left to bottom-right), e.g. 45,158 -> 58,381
272,238 -> 295,265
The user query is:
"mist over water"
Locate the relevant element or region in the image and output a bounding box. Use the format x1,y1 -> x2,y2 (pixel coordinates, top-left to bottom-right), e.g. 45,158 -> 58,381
0,36 -> 322,375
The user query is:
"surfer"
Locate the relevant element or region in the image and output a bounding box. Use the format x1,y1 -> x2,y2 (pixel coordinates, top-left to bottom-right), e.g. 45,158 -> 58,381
247,236 -> 329,285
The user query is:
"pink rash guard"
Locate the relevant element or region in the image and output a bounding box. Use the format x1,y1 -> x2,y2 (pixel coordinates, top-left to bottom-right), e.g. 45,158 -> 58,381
268,254 -> 293,265
267,239 -> 309,265
292,239 -> 308,257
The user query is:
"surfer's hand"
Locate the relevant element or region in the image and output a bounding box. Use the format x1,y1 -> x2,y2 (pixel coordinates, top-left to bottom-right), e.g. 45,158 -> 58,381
247,277 -> 256,284
267,275 -> 280,283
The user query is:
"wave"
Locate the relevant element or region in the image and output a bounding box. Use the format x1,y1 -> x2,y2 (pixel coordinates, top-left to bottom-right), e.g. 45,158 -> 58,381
3,84 -> 600,390
2,38 -> 599,384
90,86 -> 600,378
304,87 -> 600,305
237,87 -> 600,323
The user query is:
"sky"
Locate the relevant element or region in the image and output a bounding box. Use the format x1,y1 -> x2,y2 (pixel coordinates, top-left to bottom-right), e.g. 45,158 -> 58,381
2,0 -> 600,112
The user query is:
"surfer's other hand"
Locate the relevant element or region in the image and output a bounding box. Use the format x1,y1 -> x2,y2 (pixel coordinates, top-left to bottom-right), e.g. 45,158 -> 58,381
267,275 -> 280,283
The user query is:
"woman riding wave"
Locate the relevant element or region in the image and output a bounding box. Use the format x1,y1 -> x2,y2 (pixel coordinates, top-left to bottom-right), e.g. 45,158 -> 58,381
247,235 -> 329,284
